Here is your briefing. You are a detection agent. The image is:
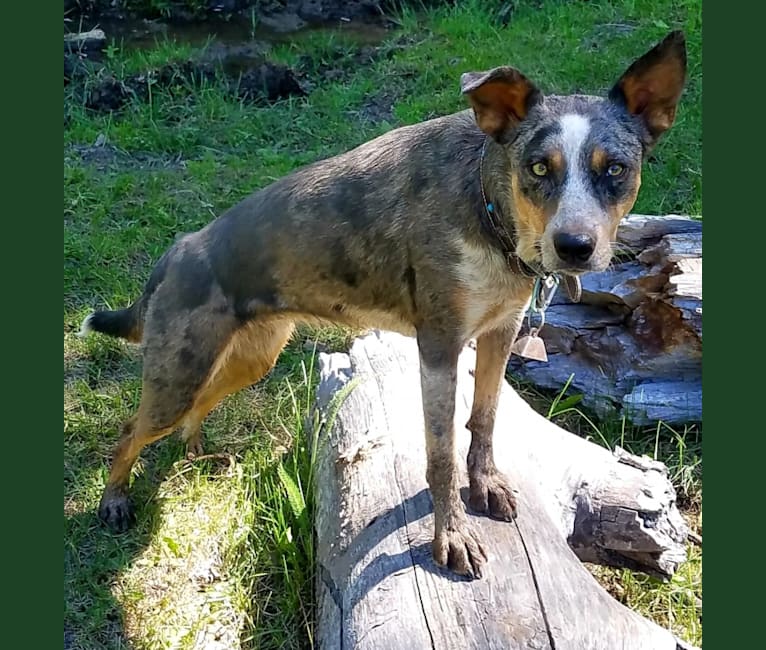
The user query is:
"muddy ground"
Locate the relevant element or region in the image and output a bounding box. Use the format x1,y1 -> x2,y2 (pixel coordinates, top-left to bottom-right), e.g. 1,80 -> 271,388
65,1 -> 399,26
64,0 -> 417,113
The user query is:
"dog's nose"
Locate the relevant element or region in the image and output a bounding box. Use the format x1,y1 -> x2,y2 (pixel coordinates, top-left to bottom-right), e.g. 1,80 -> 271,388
553,232 -> 596,265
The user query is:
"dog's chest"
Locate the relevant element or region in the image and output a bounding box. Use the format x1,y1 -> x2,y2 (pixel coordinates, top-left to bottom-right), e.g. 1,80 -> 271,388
454,240 -> 533,338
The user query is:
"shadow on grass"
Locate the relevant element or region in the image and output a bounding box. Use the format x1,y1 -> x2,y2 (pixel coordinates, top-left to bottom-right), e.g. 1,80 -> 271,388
64,441 -> 196,650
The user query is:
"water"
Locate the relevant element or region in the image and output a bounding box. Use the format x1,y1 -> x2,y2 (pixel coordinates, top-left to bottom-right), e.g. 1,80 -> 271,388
64,13 -> 391,52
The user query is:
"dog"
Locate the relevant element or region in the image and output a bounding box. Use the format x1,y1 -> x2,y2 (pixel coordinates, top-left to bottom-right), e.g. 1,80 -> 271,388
79,31 -> 686,578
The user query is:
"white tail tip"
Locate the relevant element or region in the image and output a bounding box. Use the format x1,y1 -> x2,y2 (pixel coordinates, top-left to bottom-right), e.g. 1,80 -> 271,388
78,313 -> 94,338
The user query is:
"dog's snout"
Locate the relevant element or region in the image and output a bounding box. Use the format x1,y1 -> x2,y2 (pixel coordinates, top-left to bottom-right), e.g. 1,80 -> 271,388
553,232 -> 596,265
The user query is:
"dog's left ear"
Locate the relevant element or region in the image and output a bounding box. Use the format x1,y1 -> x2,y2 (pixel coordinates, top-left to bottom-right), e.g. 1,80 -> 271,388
609,30 -> 687,147
461,66 -> 542,143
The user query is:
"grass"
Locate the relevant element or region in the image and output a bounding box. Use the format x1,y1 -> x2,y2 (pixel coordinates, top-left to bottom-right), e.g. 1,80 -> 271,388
64,0 -> 702,648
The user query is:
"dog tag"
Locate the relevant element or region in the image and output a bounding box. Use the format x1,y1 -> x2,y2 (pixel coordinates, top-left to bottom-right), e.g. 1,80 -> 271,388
511,328 -> 548,362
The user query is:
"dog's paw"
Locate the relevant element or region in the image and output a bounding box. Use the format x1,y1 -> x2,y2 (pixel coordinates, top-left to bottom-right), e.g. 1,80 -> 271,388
432,521 -> 488,579
469,471 -> 518,521
98,488 -> 135,532
185,439 -> 204,459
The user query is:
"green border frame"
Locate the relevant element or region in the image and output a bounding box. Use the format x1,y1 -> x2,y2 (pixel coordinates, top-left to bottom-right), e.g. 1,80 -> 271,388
6,1 -> 61,647
702,0 -> 760,646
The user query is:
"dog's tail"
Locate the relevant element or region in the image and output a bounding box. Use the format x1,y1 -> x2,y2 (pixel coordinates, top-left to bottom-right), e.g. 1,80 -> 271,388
78,296 -> 148,343
79,243 -> 174,344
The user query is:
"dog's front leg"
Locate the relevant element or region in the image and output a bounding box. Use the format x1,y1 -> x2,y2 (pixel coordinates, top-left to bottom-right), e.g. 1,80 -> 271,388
466,324 -> 522,521
417,331 -> 488,578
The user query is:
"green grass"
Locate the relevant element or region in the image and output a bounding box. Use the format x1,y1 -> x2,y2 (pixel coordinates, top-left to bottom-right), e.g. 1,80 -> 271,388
64,0 -> 702,648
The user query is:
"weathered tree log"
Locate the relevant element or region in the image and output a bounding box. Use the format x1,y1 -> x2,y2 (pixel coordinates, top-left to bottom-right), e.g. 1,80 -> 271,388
314,330 -> 694,650
508,213 -> 702,426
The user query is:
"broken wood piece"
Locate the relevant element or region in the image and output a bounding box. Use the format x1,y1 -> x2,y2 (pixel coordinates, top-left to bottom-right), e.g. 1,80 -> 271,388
64,29 -> 107,54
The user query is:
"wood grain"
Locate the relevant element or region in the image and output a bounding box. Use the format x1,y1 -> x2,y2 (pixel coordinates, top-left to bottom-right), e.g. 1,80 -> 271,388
314,330 -> 695,649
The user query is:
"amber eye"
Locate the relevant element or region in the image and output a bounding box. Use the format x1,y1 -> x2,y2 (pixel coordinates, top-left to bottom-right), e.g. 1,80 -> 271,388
606,163 -> 625,177
531,162 -> 548,177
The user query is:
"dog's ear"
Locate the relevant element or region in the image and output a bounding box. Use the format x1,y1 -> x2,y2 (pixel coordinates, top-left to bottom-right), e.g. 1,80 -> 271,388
609,30 -> 687,147
461,66 -> 542,142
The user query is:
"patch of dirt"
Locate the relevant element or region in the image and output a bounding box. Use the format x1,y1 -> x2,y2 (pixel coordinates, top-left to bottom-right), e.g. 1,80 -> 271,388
66,53 -> 306,113
65,29 -> 414,115
66,139 -> 189,172
64,1 -> 416,115
355,90 -> 398,124
233,59 -> 306,101
260,0 -> 392,32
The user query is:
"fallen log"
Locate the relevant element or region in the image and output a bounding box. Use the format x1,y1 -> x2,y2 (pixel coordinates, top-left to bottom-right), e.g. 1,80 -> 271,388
314,330 -> 694,650
508,213 -> 702,426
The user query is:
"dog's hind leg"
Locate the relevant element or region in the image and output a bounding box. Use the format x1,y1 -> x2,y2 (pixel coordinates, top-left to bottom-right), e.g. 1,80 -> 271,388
98,408 -> 180,531
417,328 -> 488,578
98,303 -> 240,531
466,324 -> 523,521
98,316 -> 295,531
179,319 -> 295,457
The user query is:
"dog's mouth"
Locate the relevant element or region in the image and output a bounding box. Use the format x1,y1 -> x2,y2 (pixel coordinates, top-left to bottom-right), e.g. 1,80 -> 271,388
523,245 -> 582,276
556,266 -> 589,276
536,239 -> 615,276
521,242 -> 607,277
546,262 -> 597,276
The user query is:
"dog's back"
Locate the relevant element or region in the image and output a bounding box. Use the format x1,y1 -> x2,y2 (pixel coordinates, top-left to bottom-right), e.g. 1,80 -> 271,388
84,110 -> 494,340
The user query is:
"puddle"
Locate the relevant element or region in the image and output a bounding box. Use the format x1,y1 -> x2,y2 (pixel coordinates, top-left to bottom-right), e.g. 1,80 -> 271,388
64,13 -> 392,53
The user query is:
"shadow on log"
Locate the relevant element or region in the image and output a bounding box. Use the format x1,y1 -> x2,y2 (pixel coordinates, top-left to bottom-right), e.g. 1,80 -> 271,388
508,213 -> 702,426
314,330 -> 696,650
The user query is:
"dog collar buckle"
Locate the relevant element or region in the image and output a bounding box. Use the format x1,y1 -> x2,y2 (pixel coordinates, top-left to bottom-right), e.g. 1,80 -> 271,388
532,274 -> 560,314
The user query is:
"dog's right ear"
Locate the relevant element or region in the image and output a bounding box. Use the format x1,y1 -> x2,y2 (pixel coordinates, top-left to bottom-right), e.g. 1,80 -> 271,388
461,67 -> 542,143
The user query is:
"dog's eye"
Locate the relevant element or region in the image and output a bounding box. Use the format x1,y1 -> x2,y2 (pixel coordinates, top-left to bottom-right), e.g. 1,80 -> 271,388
606,163 -> 625,177
531,162 -> 548,177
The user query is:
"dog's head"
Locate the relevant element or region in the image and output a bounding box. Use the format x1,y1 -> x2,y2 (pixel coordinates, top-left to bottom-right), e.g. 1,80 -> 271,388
461,31 -> 687,274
